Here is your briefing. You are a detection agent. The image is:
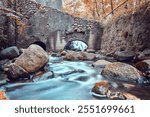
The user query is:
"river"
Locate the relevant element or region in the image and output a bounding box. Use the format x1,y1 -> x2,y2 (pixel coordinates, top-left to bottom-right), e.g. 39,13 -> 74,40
1,56 -> 150,100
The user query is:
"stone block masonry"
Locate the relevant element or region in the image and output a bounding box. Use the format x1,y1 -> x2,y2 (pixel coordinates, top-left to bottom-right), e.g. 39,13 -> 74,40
0,0 -> 103,51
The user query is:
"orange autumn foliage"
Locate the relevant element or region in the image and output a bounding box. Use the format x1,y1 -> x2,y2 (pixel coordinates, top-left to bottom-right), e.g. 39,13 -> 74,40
0,90 -> 8,100
9,15 -> 26,34
63,0 -> 148,21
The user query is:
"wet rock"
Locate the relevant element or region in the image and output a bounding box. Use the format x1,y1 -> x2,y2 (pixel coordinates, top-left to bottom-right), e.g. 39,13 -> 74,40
107,91 -> 126,100
0,46 -> 20,60
64,40 -> 88,51
135,59 -> 150,78
64,51 -> 96,61
0,90 -> 8,100
92,60 -> 111,68
123,93 -> 140,100
33,71 -> 54,82
102,62 -> 145,84
92,80 -> 141,100
6,44 -> 48,80
15,44 -> 48,73
6,63 -> 29,80
0,80 -> 7,86
91,80 -> 111,97
51,53 -> 61,57
114,50 -> 135,62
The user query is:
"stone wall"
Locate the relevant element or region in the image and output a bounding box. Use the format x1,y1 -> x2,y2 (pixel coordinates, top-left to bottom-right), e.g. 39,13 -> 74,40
101,2 -> 150,54
0,0 -> 102,51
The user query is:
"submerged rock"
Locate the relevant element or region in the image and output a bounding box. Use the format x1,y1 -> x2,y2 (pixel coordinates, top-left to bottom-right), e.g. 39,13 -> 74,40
6,44 -> 48,80
32,71 -> 53,82
0,46 -> 20,60
102,62 -> 146,84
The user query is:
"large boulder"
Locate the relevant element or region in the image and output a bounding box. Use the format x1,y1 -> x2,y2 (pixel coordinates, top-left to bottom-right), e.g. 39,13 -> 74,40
101,62 -> 146,84
15,44 -> 48,73
6,44 -> 48,80
0,46 -> 20,60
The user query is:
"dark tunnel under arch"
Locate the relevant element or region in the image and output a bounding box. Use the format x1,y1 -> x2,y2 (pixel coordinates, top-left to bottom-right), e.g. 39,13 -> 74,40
32,41 -> 46,51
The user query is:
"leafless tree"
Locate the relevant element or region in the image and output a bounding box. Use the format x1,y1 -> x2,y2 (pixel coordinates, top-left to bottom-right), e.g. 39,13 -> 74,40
110,0 -> 114,14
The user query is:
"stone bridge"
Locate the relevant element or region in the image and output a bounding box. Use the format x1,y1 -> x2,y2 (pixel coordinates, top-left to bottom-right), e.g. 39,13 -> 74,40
0,0 -> 103,51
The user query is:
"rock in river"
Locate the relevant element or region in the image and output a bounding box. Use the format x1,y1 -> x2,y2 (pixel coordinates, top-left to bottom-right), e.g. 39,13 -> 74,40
64,51 -> 96,61
6,44 -> 48,80
101,62 -> 146,84
91,80 -> 111,97
92,60 -> 111,68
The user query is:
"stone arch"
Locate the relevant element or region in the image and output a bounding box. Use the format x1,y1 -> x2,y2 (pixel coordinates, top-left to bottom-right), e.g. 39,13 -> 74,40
64,39 -> 88,51
32,41 -> 46,51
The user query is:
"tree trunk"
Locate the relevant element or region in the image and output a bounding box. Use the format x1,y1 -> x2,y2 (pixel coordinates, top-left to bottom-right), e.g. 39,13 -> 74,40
94,0 -> 100,17
110,0 -> 114,14
101,0 -> 105,14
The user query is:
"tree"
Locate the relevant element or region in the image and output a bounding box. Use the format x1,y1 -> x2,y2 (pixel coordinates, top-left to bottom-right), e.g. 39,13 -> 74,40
110,0 -> 114,14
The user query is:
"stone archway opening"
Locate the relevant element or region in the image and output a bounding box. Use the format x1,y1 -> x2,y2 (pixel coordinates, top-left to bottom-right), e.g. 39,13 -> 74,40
64,39 -> 88,51
33,41 -> 46,51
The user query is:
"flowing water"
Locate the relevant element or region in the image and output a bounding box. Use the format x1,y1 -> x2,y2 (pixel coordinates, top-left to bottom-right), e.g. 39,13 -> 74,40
1,56 -> 150,100
2,56 -> 104,100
